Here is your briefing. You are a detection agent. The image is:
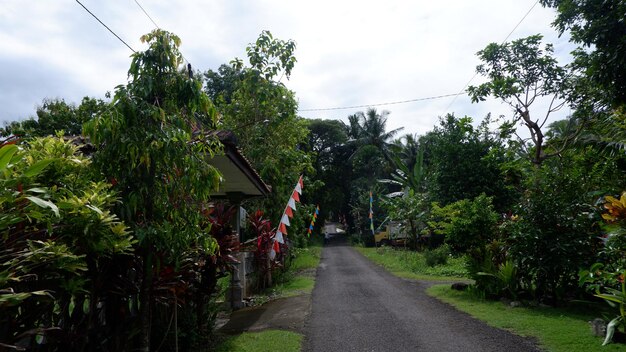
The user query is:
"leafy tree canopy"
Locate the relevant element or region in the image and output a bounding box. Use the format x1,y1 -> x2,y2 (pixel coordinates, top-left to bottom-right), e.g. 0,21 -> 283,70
541,0 -> 626,107
468,34 -> 575,165
206,30 -> 311,222
1,97 -> 107,138
422,114 -> 518,211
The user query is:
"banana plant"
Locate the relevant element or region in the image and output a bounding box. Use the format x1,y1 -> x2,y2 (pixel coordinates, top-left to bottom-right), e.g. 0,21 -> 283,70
379,147 -> 425,197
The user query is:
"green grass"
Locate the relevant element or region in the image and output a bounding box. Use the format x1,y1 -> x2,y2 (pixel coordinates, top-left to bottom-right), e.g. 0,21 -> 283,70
289,245 -> 322,272
267,245 -> 321,298
215,330 -> 302,352
427,285 -> 625,352
214,245 -> 320,350
270,276 -> 315,297
355,246 -> 469,281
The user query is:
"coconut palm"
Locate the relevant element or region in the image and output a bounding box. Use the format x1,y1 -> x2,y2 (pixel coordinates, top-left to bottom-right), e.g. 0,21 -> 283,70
348,108 -> 404,159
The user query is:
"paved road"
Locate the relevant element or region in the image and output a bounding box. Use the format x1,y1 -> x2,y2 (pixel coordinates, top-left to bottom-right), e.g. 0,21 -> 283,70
303,237 -> 541,352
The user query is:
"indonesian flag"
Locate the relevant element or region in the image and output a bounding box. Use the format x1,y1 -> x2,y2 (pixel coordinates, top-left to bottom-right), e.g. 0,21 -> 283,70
287,197 -> 297,211
279,222 -> 288,234
295,180 -> 302,195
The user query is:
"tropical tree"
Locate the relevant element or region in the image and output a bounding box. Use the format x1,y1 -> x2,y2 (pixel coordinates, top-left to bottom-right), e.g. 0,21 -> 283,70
1,97 -> 107,138
305,119 -> 351,222
467,34 -> 576,166
541,0 -> 626,108
348,108 -> 404,159
422,114 -> 517,211
391,133 -> 421,172
206,30 -> 312,223
85,29 -> 222,351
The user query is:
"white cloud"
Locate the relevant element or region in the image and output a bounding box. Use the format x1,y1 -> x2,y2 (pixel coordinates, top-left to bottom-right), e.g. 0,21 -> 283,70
0,0 -> 576,138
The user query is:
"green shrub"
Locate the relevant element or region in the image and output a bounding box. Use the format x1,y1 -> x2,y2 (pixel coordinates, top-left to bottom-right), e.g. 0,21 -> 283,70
508,153 -> 606,303
424,244 -> 450,267
428,194 -> 499,255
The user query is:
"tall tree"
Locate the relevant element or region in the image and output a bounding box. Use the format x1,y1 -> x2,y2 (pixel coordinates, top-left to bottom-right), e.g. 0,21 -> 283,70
206,30 -> 312,222
306,119 -> 349,172
396,134 -> 420,170
467,35 -> 575,166
85,29 -> 221,351
348,108 -> 404,159
423,114 -> 517,211
305,119 -> 351,222
1,97 -> 107,138
541,0 -> 626,108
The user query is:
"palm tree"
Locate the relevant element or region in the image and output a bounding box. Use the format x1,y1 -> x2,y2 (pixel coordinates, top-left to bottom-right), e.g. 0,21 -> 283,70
348,108 -> 404,159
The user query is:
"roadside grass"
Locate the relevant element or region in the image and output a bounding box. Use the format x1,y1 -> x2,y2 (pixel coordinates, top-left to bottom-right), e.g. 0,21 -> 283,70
213,242 -> 320,351
268,244 -> 322,297
428,285 -> 625,352
215,330 -> 302,352
355,246 -> 469,281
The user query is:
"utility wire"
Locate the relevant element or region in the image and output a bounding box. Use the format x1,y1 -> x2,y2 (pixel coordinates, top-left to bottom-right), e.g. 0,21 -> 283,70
298,93 -> 462,112
134,0 -> 160,29
441,0 -> 540,114
133,0 -> 191,65
298,1 -> 539,115
75,0 -> 136,53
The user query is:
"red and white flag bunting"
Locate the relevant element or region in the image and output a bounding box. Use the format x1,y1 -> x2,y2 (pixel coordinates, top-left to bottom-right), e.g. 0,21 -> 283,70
274,175 -> 303,246
281,214 -> 291,226
287,198 -> 297,211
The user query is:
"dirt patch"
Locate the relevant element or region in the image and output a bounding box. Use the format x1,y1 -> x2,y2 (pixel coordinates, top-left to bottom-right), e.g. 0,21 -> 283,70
218,294 -> 311,335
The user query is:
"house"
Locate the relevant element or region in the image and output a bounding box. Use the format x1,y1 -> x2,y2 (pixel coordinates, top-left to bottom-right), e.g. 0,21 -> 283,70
207,130 -> 271,309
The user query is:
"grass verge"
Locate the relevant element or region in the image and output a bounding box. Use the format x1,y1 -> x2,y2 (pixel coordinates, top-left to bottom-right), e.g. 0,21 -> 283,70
427,285 -> 624,352
214,244 -> 321,351
215,330 -> 302,352
266,244 -> 322,298
355,246 -> 468,281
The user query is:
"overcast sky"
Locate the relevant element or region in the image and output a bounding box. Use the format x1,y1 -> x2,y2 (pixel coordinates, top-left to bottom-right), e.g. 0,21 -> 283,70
0,0 -> 575,137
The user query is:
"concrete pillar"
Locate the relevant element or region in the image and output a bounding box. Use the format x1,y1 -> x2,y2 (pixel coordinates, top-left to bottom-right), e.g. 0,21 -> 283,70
229,251 -> 245,310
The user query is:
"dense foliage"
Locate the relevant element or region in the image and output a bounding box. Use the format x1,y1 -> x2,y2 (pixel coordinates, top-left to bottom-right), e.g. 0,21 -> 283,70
204,31 -> 312,226
1,29 -> 313,351
3,3 -> 626,348
0,137 -> 133,350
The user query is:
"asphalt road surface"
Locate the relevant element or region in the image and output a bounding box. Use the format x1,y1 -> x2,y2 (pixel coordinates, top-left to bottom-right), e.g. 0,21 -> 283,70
303,236 -> 541,352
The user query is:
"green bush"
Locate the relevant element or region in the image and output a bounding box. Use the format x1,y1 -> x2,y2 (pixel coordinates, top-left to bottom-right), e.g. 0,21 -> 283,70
428,194 -> 499,255
424,244 -> 450,267
508,153 -> 606,303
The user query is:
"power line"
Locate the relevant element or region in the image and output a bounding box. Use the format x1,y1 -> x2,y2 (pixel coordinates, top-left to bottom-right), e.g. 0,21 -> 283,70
134,0 -> 160,29
298,93 -> 463,112
441,0 -> 540,114
298,1 -> 539,115
133,0 -> 191,65
75,0 -> 135,53
503,0 -> 540,44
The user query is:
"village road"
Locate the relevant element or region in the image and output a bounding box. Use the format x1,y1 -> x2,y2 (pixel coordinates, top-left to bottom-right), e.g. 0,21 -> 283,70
302,236 -> 541,352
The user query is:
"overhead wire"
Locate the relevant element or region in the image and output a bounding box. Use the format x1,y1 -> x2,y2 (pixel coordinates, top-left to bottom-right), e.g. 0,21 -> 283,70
133,0 -> 191,66
298,93 -> 462,112
74,0 -> 136,53
133,0 -> 159,29
441,0 -> 540,115
76,0 -> 540,117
